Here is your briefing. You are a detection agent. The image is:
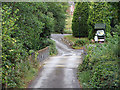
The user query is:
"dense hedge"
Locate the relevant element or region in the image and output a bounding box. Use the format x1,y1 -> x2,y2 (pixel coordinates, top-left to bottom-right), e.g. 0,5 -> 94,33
2,2 -> 68,88
78,32 -> 120,88
3,2 -> 68,50
87,2 -> 111,39
72,2 -> 89,37
72,2 -> 120,39
2,5 -> 29,87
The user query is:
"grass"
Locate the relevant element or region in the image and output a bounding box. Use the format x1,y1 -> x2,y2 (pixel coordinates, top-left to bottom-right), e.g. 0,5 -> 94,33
20,63 -> 42,88
64,35 -> 89,43
64,35 -> 89,49
25,68 -> 37,85
77,70 -> 91,88
64,35 -> 79,43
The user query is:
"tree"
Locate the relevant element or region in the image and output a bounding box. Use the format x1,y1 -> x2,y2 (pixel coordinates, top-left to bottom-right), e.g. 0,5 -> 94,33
72,2 -> 89,37
2,2 -> 68,88
3,2 -> 55,50
87,2 -> 111,39
47,2 -> 68,33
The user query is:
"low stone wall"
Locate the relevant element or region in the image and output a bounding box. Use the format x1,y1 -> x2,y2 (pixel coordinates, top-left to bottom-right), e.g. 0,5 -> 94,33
61,37 -> 74,48
31,47 -> 49,62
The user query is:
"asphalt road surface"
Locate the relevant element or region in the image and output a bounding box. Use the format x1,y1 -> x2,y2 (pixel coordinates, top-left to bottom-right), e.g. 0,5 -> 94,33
28,34 -> 83,88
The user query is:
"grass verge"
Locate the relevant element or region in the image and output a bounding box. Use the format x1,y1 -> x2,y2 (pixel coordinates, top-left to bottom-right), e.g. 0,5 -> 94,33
64,35 -> 79,43
77,70 -> 91,88
64,35 -> 89,49
20,63 -> 42,88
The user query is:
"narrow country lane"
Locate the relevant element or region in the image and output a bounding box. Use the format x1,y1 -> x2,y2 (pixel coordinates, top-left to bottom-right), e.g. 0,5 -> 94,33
28,34 -> 83,88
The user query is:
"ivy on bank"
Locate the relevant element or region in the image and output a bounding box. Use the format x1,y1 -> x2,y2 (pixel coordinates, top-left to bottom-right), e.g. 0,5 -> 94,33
78,31 -> 120,88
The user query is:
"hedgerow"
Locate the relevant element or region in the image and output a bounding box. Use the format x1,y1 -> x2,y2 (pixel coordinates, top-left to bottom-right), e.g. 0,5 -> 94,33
72,2 -> 120,39
72,2 -> 89,37
2,5 -> 29,88
78,32 -> 119,88
87,2 -> 111,39
2,2 -> 67,88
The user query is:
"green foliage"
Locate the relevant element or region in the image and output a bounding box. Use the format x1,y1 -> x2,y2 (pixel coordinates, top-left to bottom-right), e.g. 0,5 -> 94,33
111,24 -> 120,36
78,32 -> 119,88
47,2 -> 68,33
64,35 -> 89,49
2,5 -> 28,88
72,2 -> 89,37
73,38 -> 89,47
64,14 -> 73,33
72,2 -> 119,40
2,2 -> 67,88
64,29 -> 72,34
77,70 -> 91,88
4,2 -> 54,50
108,2 -> 120,27
3,2 -> 68,51
87,2 -> 111,39
29,50 -> 35,55
90,61 -> 119,88
46,39 -> 58,56
73,2 -> 120,88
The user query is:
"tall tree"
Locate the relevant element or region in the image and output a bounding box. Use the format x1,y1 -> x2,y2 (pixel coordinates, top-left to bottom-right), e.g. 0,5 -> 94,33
2,2 -> 68,88
72,2 -> 89,37
47,2 -> 68,33
87,2 -> 111,39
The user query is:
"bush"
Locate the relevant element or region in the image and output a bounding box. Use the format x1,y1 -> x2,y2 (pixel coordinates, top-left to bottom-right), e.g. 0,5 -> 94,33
2,5 -> 28,88
77,70 -> 91,88
72,2 -> 89,37
90,61 -> 119,88
87,2 -> 111,39
45,39 -> 57,56
78,32 -> 119,88
73,38 -> 89,47
74,39 -> 86,46
2,2 -> 62,88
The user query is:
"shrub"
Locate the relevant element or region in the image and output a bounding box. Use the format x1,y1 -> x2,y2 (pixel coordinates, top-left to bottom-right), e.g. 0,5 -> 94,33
46,39 -> 57,56
2,5 -> 28,88
73,38 -> 89,47
74,39 -> 85,46
72,2 -> 89,37
90,61 -> 119,88
78,32 -> 119,88
77,70 -> 91,88
87,2 -> 111,39
2,2 -> 61,88
78,54 -> 91,72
